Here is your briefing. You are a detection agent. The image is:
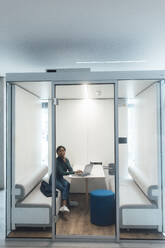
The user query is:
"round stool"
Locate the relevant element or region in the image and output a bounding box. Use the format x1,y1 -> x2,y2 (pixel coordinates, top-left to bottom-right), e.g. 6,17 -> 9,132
90,189 -> 115,226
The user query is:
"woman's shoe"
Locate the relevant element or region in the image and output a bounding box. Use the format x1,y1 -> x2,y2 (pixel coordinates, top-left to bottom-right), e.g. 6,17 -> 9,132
59,205 -> 70,212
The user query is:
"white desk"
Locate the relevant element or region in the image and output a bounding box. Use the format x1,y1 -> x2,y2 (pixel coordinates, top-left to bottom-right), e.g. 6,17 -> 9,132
69,164 -> 105,209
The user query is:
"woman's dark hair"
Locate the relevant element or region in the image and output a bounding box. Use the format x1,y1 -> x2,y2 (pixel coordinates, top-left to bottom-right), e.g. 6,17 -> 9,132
56,145 -> 66,153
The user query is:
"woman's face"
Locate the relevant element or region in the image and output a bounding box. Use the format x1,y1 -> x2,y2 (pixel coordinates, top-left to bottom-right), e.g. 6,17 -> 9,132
57,147 -> 66,158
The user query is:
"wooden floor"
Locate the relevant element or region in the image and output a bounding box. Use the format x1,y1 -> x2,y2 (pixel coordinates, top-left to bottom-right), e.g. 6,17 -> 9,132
8,194 -> 115,238
8,193 -> 165,240
120,229 -> 165,240
8,227 -> 52,238
56,194 -> 115,236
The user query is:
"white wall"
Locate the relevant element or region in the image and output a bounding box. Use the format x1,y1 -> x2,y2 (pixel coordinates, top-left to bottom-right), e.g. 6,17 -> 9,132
56,99 -> 114,167
118,105 -> 128,179
134,83 -> 158,185
56,98 -> 129,192
15,86 -> 42,184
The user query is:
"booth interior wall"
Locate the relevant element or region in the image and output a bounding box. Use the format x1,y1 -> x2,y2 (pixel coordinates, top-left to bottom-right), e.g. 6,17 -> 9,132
56,99 -> 114,166
118,106 -> 128,179
15,86 -> 42,183
134,83 -> 158,185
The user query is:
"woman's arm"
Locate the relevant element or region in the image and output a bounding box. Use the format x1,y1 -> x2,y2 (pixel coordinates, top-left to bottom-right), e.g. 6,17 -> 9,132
65,159 -> 83,175
66,159 -> 75,174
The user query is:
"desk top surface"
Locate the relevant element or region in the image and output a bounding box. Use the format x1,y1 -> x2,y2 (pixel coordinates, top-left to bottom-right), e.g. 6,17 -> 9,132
69,164 -> 105,179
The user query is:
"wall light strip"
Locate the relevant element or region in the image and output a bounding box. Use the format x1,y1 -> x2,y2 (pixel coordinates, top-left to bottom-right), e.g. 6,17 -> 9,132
76,60 -> 146,64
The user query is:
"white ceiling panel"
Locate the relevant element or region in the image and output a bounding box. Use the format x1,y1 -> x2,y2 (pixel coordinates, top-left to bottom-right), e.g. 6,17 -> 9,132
0,1 -> 165,72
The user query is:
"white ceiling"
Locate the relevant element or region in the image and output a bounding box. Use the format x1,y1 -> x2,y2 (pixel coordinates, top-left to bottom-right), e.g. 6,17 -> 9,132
16,80 -> 156,99
1,0 -> 165,73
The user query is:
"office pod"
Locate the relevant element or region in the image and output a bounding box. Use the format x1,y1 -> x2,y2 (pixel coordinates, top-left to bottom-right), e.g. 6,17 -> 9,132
5,71 -> 165,242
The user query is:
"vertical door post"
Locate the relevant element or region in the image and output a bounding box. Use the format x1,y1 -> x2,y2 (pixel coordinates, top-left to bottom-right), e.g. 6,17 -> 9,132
51,82 -> 56,240
114,81 -> 120,242
160,80 -> 165,232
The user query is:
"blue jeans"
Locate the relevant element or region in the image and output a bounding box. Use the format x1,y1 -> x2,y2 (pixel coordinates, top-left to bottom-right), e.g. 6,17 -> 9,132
56,178 -> 70,201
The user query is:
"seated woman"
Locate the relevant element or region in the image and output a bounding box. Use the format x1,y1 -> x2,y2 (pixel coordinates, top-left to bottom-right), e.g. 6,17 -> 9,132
50,145 -> 82,212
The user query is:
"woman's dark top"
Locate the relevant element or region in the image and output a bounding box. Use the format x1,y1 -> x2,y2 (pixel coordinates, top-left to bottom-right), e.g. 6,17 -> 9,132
56,157 -> 75,180
49,157 -> 75,184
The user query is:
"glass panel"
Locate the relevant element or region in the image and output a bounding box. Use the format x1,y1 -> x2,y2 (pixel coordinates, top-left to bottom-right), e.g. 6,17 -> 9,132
55,84 -> 116,237
118,80 -> 164,240
6,83 -> 52,239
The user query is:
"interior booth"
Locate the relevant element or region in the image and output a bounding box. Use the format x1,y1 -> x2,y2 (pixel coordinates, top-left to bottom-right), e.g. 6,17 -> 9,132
5,70 -> 165,242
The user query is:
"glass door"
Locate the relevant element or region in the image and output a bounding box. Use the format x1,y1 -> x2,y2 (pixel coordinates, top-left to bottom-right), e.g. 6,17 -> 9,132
52,82 -> 119,240
6,82 -> 52,239
118,80 -> 164,240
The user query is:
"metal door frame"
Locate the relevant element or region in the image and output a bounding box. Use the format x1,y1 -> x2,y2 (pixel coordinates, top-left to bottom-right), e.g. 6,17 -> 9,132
52,80 -> 119,242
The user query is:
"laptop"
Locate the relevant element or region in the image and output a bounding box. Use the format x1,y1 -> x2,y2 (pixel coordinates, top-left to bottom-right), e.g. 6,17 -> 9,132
77,163 -> 93,176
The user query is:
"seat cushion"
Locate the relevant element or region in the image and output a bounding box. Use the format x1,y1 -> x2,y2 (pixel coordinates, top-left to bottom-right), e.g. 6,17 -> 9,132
109,176 -> 151,206
120,179 -> 151,206
17,183 -> 61,214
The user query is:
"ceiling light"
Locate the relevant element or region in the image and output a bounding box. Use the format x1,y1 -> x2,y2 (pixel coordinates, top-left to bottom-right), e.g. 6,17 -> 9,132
76,60 -> 146,64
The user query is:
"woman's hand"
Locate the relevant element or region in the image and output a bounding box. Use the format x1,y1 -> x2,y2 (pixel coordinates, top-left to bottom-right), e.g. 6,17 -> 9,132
75,170 -> 83,175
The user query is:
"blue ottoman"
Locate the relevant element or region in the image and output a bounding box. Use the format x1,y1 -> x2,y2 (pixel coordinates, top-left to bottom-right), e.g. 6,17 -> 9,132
90,189 -> 115,226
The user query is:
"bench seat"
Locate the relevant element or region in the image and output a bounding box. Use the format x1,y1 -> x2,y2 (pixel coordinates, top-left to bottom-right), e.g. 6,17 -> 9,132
14,183 -> 61,227
13,167 -> 62,228
110,176 -> 151,206
17,184 -> 61,209
119,178 -> 151,206
109,175 -> 160,229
